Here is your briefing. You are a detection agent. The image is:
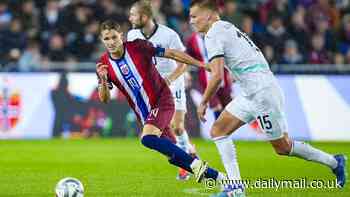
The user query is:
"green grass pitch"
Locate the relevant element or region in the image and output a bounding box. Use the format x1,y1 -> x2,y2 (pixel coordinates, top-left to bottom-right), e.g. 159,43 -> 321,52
0,139 -> 348,197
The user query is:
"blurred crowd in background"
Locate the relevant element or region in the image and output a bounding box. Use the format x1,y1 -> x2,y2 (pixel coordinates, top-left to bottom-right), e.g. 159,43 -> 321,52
1,0 -> 350,72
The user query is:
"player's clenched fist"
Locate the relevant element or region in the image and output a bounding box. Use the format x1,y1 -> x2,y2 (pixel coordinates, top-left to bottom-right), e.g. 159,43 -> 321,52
96,63 -> 108,80
96,63 -> 110,103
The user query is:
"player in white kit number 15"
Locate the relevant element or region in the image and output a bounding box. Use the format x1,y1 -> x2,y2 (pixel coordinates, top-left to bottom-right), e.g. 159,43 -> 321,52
189,0 -> 346,196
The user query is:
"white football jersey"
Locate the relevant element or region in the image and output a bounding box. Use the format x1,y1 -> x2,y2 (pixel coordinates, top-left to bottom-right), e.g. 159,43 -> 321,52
205,20 -> 274,96
127,24 -> 186,77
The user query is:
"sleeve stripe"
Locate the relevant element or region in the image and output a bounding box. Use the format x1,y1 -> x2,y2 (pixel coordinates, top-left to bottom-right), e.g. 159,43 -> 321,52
209,54 -> 224,62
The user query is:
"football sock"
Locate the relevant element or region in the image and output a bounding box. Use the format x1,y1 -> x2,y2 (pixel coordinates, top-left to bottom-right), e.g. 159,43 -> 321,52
142,135 -> 197,172
205,166 -> 219,179
168,155 -> 193,172
176,131 -> 192,153
214,136 -> 241,180
142,134 -> 193,165
176,131 -> 189,153
214,110 -> 221,119
289,141 -> 338,169
141,135 -> 221,180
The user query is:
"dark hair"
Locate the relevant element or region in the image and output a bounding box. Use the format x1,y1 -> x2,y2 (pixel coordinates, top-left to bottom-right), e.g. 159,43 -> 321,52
99,20 -> 121,35
190,0 -> 219,11
132,0 -> 153,18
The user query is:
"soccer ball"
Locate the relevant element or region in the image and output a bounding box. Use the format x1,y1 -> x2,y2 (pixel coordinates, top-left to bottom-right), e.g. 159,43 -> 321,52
55,177 -> 84,197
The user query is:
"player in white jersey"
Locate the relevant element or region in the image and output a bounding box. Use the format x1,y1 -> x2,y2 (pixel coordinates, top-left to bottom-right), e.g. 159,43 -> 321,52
128,0 -> 195,180
190,1 -> 346,196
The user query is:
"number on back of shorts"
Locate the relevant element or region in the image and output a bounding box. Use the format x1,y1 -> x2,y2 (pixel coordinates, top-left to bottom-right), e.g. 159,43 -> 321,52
257,115 -> 272,130
175,90 -> 181,99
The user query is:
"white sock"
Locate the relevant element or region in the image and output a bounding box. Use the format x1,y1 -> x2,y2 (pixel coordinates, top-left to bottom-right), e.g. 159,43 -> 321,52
176,131 -> 191,153
214,136 -> 241,180
289,141 -> 338,169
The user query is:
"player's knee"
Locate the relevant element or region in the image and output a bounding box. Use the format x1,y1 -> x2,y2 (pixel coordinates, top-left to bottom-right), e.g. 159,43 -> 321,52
171,120 -> 185,135
142,125 -> 162,137
173,126 -> 184,135
270,135 -> 293,156
273,146 -> 291,156
210,123 -> 225,138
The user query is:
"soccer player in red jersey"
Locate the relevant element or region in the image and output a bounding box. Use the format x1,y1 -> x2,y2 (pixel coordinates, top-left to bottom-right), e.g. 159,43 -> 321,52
96,19 -> 227,184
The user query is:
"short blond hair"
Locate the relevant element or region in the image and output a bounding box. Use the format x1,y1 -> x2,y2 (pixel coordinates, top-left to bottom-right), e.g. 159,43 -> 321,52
132,0 -> 153,18
190,0 -> 219,12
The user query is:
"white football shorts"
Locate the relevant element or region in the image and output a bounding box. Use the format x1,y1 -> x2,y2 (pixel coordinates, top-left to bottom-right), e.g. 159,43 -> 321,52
168,75 -> 187,112
225,81 -> 288,140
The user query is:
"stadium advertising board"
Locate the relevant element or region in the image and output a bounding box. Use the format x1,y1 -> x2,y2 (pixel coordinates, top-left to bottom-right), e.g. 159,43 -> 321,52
192,75 -> 350,141
0,73 -> 58,139
0,73 -> 349,141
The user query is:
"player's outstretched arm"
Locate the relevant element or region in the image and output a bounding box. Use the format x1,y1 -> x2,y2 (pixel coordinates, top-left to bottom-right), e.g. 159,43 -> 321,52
97,63 -> 111,103
163,48 -> 206,69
